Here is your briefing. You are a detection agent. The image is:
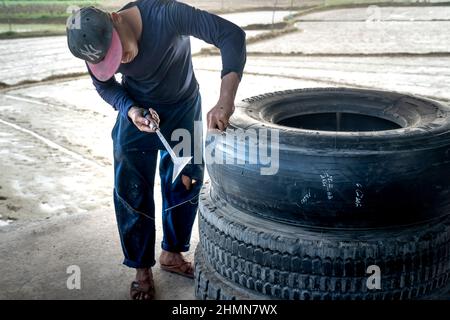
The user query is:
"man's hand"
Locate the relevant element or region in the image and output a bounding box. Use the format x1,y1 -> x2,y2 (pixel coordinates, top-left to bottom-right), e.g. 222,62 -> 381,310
207,102 -> 234,131
128,106 -> 160,133
181,174 -> 197,191
207,72 -> 240,131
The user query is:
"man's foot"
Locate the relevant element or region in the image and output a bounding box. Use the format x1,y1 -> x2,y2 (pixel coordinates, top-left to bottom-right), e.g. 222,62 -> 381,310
130,268 -> 155,300
159,250 -> 194,279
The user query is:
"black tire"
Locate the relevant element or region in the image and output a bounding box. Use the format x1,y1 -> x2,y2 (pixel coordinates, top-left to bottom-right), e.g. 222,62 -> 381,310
195,245 -> 269,300
206,88 -> 450,228
196,182 -> 450,300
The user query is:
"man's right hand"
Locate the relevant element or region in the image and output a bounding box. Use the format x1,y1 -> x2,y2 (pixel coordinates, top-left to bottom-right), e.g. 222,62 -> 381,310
128,106 -> 160,133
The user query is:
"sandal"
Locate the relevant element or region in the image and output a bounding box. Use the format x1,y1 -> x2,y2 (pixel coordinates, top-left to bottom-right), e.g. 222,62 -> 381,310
130,279 -> 155,300
160,260 -> 195,279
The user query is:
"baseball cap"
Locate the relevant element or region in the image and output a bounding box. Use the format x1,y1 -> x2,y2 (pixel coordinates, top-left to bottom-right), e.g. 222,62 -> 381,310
66,6 -> 123,81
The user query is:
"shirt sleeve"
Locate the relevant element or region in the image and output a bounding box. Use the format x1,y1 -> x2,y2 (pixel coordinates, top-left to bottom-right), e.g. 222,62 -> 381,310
86,62 -> 136,121
163,0 -> 247,80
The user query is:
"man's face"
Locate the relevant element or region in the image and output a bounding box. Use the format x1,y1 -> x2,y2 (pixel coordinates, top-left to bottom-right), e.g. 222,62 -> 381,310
111,13 -> 139,64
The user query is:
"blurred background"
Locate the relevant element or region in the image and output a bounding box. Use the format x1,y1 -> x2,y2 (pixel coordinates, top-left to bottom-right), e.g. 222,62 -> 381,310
0,0 -> 442,38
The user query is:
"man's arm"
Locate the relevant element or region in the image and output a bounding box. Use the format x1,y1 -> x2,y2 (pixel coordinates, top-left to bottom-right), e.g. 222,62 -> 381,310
87,63 -> 135,119
87,64 -> 158,132
164,0 -> 247,130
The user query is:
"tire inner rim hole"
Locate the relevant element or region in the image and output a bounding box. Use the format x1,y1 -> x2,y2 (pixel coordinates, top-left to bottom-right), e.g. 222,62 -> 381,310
277,112 -> 402,132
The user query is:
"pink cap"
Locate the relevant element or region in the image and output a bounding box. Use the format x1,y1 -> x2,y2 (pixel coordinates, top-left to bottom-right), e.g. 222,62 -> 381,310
87,28 -> 122,81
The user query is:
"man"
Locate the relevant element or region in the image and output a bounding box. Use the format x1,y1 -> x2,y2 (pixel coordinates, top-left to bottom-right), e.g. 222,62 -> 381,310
66,0 -> 246,300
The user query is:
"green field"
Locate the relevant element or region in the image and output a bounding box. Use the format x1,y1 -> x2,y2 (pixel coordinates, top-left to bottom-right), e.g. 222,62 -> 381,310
0,0 -> 448,39
0,0 -> 443,21
0,23 -> 63,32
1,0 -> 100,3
0,1 -> 101,20
0,0 -> 102,37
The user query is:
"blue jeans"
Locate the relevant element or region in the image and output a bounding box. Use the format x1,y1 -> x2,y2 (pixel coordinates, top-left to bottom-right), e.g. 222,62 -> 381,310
112,92 -> 204,268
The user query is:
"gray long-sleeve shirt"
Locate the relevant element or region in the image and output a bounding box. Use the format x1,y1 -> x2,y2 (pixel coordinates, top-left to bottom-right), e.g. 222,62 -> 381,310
88,0 -> 247,119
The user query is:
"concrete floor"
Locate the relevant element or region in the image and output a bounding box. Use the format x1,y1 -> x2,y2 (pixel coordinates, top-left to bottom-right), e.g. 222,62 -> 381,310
0,205 -> 198,300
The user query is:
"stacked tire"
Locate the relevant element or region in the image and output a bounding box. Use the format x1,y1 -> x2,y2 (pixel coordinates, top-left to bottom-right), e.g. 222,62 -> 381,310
195,88 -> 450,300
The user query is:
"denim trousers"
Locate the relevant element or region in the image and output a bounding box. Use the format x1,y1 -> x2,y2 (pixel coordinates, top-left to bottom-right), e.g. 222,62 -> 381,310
111,91 -> 204,268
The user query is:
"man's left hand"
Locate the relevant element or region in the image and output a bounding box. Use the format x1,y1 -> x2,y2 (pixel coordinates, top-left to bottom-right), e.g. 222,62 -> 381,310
207,102 -> 234,131
181,175 -> 197,191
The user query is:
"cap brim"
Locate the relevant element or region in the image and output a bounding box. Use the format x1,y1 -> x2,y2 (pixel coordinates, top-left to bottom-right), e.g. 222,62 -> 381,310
87,28 -> 122,81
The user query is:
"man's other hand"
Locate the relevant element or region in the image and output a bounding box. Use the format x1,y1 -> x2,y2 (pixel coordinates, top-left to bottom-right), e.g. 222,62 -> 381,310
181,174 -> 197,191
128,106 -> 160,133
207,102 -> 234,132
208,72 -> 240,131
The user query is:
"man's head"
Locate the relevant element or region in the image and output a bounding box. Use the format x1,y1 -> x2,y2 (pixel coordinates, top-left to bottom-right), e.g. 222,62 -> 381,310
66,6 -> 139,81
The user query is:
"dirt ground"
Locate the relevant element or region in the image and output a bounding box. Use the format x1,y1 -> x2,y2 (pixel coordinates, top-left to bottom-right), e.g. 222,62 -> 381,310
0,10 -> 294,86
1,5 -> 449,299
